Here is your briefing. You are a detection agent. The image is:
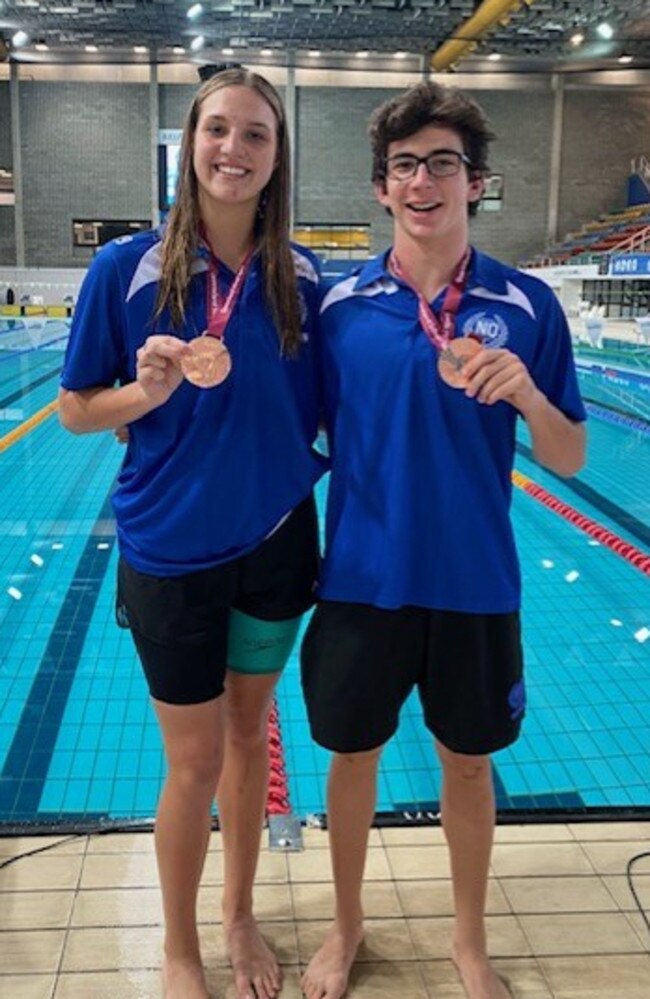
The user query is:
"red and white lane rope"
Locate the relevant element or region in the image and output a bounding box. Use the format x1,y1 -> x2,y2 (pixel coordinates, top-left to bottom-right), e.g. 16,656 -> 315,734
512,470 -> 650,577
266,698 -> 291,816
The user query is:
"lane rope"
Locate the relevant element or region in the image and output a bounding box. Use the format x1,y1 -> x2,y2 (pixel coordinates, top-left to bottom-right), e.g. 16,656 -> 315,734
266,699 -> 291,816
512,469 -> 650,576
584,400 -> 650,435
0,399 -> 59,454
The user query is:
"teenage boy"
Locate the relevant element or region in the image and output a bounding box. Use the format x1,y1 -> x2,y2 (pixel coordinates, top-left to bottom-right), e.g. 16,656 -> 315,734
301,82 -> 586,999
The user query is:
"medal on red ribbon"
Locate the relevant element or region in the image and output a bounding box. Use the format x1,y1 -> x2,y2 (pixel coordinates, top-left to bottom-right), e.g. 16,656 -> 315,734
390,248 -> 481,389
181,238 -> 253,389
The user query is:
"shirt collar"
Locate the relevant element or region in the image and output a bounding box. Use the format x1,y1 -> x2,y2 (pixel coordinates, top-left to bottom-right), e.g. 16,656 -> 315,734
354,246 -> 508,297
353,250 -> 394,291
469,248 -> 508,295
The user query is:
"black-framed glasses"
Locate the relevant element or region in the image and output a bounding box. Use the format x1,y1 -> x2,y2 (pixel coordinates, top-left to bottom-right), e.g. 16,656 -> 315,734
385,149 -> 471,181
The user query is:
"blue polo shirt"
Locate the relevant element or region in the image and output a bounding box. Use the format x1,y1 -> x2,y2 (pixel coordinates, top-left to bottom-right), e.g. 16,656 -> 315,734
61,229 -> 327,575
317,247 -> 586,614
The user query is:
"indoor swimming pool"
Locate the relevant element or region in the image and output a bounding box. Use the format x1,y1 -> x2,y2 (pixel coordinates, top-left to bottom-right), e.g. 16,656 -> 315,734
0,318 -> 648,831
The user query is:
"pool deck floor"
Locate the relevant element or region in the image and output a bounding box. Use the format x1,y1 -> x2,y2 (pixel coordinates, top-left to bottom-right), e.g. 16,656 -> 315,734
1,819 -> 649,998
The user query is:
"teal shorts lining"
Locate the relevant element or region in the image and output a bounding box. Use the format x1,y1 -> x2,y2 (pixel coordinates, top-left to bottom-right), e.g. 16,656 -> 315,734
227,609 -> 303,674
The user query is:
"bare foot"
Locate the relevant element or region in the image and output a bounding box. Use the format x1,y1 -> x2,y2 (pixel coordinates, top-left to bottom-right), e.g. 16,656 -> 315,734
300,922 -> 364,999
225,916 -> 282,999
162,955 -> 210,999
452,944 -> 512,999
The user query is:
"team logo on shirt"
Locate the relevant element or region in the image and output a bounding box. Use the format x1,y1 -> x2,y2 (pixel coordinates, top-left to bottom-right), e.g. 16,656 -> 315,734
461,311 -> 509,348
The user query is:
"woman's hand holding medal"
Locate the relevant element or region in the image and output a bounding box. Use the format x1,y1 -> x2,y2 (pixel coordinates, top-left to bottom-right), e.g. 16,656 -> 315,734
136,335 -> 189,406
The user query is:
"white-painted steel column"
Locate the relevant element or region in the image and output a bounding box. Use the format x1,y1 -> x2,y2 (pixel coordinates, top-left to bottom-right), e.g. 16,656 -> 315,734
10,61 -> 25,267
150,62 -> 160,227
547,72 -> 564,248
285,56 -> 297,229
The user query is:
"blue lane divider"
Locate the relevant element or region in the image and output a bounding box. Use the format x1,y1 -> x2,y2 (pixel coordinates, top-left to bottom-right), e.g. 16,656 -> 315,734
0,366 -> 61,410
585,400 -> 650,434
0,334 -> 69,362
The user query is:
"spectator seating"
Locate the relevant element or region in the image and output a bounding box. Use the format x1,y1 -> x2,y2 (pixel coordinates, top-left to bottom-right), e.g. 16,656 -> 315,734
523,202 -> 650,267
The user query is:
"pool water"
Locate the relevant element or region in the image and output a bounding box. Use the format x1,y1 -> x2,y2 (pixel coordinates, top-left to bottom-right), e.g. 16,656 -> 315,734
0,321 -> 648,828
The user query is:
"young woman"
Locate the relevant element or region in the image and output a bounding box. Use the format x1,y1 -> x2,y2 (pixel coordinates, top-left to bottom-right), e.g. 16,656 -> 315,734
59,68 -> 326,999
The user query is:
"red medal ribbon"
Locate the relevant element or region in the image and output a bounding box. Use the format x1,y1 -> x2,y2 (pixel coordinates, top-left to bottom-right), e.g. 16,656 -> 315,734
390,247 -> 471,351
203,237 -> 254,341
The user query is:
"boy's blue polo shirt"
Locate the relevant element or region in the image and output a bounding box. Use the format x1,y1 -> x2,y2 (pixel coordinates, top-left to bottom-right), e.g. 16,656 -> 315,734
61,229 -> 327,576
317,247 -> 586,614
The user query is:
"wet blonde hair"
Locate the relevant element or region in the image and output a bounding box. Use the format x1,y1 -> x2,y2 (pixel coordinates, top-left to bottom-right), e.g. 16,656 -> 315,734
155,68 -> 302,355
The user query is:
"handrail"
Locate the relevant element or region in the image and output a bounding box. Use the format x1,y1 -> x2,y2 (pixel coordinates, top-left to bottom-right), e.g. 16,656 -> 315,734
631,155 -> 650,184
609,225 -> 650,256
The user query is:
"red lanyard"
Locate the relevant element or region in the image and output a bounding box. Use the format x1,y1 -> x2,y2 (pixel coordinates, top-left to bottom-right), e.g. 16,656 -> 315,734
203,240 -> 254,340
389,248 -> 471,351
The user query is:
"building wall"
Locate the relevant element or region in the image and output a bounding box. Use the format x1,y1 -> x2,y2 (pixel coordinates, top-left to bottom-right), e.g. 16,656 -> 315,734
465,88 -> 554,265
296,86 -> 556,264
559,88 -> 650,241
296,86 -> 391,229
19,82 -> 150,267
2,74 -> 650,269
159,84 -> 196,129
0,81 -> 16,266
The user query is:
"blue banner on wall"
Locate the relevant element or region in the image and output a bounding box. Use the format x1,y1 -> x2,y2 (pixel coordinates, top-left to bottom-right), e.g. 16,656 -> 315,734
609,254 -> 650,276
627,173 -> 650,207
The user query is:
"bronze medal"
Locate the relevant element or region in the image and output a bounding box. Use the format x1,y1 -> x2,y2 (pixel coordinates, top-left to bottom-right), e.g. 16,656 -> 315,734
437,336 -> 482,389
181,335 -> 232,389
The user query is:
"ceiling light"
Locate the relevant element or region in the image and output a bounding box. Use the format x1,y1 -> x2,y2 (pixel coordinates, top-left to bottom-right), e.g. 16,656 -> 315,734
356,50 -> 369,59
187,3 -> 203,19
12,30 -> 29,47
308,49 -> 321,57
260,48 -> 273,56
393,51 -> 407,59
222,47 -> 234,55
190,35 -> 205,51
173,46 -> 186,54
487,52 -> 502,61
85,44 -> 97,52
570,31 -> 584,46
618,54 -> 633,64
596,22 -> 614,40
35,42 -> 49,51
133,45 -> 148,53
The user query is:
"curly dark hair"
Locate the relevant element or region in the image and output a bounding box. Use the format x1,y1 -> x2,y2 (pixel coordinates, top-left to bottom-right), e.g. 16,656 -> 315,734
369,81 -> 495,216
